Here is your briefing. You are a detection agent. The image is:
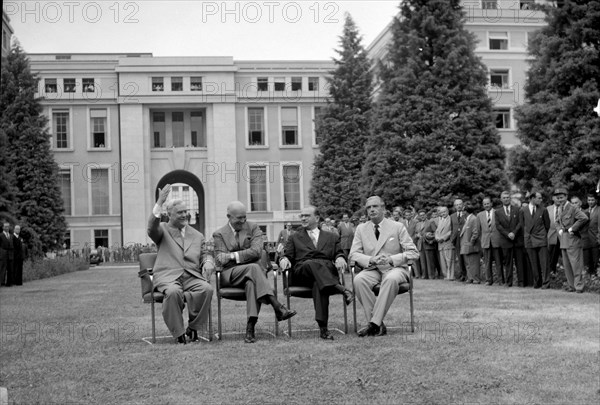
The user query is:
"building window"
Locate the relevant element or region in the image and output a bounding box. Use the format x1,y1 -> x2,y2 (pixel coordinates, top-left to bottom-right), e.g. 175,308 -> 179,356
489,32 -> 508,50
314,106 -> 325,145
274,77 -> 285,91
190,110 -> 205,147
172,112 -> 184,147
64,78 -> 76,93
281,107 -> 298,146
94,229 -> 109,249
45,78 -> 57,93
152,112 -> 165,147
90,109 -> 107,148
152,77 -> 164,92
191,77 -> 203,91
257,77 -> 268,91
58,169 -> 72,216
489,69 -> 510,89
493,108 -> 511,129
291,77 -> 302,91
308,77 -> 319,91
52,110 -> 69,149
91,168 -> 109,215
248,108 -> 265,146
482,0 -> 498,9
171,77 -> 183,91
249,167 -> 268,211
82,78 -> 95,92
283,165 -> 301,211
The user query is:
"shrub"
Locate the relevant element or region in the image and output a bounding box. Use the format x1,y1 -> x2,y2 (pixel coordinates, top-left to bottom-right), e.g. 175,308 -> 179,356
22,256 -> 90,283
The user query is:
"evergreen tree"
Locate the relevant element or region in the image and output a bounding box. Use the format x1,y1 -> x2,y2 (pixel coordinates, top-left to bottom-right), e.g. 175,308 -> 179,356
0,46 -> 67,253
508,1 -> 600,197
309,14 -> 373,216
362,0 -> 507,209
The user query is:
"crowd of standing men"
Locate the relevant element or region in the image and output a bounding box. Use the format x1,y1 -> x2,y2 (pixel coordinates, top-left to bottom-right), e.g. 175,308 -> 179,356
280,188 -> 599,294
0,222 -> 25,287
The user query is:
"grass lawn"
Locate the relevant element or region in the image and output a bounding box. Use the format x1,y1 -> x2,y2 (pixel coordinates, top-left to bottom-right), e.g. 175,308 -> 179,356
1,265 -> 599,404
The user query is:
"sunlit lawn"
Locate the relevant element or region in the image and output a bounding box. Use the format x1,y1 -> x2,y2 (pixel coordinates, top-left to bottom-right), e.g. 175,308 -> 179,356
0,264 -> 598,404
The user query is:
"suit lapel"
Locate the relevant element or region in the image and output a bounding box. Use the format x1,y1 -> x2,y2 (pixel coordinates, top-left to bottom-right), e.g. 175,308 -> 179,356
374,220 -> 390,253
182,225 -> 196,253
167,225 -> 184,250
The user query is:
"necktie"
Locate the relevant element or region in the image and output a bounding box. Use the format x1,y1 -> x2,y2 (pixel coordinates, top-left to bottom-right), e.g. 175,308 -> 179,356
374,224 -> 380,240
557,206 -> 562,226
505,206 -> 509,217
532,206 -> 536,216
309,231 -> 318,247
235,231 -> 241,250
487,211 -> 492,228
554,206 -> 559,222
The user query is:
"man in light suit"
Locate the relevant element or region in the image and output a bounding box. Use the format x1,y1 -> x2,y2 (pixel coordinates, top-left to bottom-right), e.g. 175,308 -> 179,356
279,206 -> 352,340
350,196 -> 419,337
460,204 -> 481,284
213,201 -> 296,343
147,185 -> 214,344
584,194 -> 599,275
496,191 -> 522,287
435,206 -> 454,280
554,189 -> 588,292
477,197 -> 503,285
520,191 -> 550,289
546,196 -> 562,277
337,213 -> 355,260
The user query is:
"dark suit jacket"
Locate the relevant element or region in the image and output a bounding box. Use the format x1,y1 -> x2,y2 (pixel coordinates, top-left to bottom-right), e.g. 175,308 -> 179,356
213,221 -> 263,276
450,211 -> 466,247
147,215 -> 209,286
12,234 -> 23,262
520,205 -> 550,248
495,205 -> 522,249
587,207 -> 600,247
337,222 -> 355,250
557,202 -> 588,249
282,229 -> 344,285
421,219 -> 438,251
0,232 -> 14,260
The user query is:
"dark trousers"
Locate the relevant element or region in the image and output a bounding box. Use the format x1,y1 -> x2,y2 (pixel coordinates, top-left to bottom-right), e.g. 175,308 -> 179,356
526,246 -> 548,288
514,246 -> 528,286
292,261 -> 340,323
453,243 -> 467,281
548,243 -> 561,274
0,258 -> 13,286
483,247 -> 504,284
583,246 -> 599,274
13,257 -> 23,285
424,249 -> 439,279
501,247 -> 514,286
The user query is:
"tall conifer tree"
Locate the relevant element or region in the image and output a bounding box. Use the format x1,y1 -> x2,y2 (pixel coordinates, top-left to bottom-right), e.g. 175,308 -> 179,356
309,14 -> 373,216
1,46 -> 67,253
362,0 -> 507,209
508,1 -> 600,196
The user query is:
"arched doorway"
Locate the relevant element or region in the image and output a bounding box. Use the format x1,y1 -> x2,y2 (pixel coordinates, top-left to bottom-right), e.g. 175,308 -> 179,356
155,170 -> 206,235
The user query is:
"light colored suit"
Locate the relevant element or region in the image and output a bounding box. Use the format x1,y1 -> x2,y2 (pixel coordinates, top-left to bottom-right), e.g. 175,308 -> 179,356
435,215 -> 454,279
350,218 -> 419,326
477,209 -> 503,284
557,202 -> 588,291
213,221 -> 274,318
147,215 -> 213,338
460,214 -> 481,283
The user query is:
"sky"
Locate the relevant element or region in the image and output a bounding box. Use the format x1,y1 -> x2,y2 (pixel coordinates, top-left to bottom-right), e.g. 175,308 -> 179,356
5,0 -> 400,60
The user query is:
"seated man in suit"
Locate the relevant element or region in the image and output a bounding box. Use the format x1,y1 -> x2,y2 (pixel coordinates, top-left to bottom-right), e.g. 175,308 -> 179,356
350,196 -> 419,337
147,184 -> 214,344
213,201 -> 296,343
279,206 -> 353,340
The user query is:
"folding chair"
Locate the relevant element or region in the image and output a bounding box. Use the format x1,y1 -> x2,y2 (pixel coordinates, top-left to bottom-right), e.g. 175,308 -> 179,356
214,250 -> 279,340
351,263 -> 414,333
138,252 -> 213,344
281,267 -> 348,337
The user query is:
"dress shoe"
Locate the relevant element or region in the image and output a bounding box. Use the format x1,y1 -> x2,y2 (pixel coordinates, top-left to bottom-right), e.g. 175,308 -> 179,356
319,328 -> 334,340
357,322 -> 380,337
276,305 -> 297,322
376,323 -> 387,337
244,322 -> 256,343
541,284 -> 549,289
486,282 -> 493,286
576,289 -> 583,294
343,289 -> 355,306
177,334 -> 187,344
567,287 -> 576,292
186,327 -> 199,342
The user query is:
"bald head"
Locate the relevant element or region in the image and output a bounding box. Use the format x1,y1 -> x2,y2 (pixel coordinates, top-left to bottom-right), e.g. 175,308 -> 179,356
227,201 -> 247,231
